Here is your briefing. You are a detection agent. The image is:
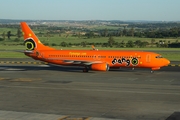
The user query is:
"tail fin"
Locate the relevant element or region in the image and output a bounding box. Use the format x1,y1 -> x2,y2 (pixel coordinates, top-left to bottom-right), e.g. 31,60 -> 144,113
20,22 -> 55,51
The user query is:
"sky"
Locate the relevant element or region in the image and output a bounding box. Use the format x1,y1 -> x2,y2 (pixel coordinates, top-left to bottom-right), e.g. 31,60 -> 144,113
0,0 -> 180,21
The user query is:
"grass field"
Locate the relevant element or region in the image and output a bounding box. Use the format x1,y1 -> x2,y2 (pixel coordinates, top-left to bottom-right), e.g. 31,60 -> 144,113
0,28 -> 18,33
30,35 -> 180,44
1,36 -> 179,48
0,30 -> 180,61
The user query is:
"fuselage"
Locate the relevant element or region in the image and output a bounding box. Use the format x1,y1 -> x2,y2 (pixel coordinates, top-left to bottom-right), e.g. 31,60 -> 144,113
25,49 -> 170,70
21,22 -> 170,72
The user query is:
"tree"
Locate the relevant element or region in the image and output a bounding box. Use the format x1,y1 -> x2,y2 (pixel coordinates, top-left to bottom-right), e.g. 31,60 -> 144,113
119,30 -> 123,37
169,28 -> 178,38
130,27 -> 134,37
151,39 -> 155,45
134,31 -> 143,38
17,28 -> 21,38
134,40 -> 142,47
85,31 -> 94,38
103,28 -> 108,37
123,26 -> 127,36
126,40 -> 134,48
77,32 -> 81,38
51,43 -> 57,46
60,41 -> 67,47
2,32 -> 6,40
120,40 -> 125,48
147,31 -> 156,38
139,41 -> 149,48
81,41 -> 87,47
7,31 -> 11,39
108,36 -> 115,47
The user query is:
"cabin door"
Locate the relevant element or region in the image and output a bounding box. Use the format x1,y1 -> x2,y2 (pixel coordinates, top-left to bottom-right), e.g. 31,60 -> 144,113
146,54 -> 151,63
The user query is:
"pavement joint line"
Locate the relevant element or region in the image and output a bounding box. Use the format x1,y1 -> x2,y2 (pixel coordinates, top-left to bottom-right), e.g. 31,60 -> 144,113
0,78 -> 3,80
0,77 -> 41,82
1,85 -> 180,95
58,116 -> 70,120
0,61 -> 47,65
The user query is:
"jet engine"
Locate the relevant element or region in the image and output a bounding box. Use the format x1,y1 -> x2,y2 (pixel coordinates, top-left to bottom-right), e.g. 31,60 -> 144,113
90,63 -> 109,71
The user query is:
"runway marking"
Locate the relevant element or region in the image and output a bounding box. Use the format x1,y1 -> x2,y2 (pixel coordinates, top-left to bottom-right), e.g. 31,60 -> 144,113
1,85 -> 180,95
58,116 -> 90,120
0,77 -> 41,82
10,78 -> 42,82
0,110 -> 117,120
0,78 -> 9,81
169,64 -> 174,66
6,68 -> 25,71
58,116 -> 69,120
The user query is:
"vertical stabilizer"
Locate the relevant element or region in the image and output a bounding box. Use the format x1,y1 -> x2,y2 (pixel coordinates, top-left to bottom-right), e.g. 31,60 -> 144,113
20,22 -> 55,51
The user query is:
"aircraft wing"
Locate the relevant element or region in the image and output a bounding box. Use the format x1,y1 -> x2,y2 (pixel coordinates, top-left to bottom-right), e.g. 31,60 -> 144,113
47,57 -> 103,65
63,59 -> 103,65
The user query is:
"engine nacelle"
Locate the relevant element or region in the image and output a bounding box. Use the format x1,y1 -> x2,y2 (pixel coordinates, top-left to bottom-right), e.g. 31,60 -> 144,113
91,63 -> 109,71
151,67 -> 160,71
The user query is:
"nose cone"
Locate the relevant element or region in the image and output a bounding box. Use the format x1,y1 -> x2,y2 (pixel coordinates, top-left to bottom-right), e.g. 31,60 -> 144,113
164,58 -> 170,66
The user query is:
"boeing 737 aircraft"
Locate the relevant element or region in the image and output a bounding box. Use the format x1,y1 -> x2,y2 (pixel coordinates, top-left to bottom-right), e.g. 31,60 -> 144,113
20,22 -> 170,72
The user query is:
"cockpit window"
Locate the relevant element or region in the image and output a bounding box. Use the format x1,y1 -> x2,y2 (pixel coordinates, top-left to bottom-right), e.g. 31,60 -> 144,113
155,55 -> 163,58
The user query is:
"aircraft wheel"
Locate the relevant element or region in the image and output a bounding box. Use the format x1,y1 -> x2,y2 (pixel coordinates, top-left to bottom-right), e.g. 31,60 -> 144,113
83,67 -> 89,72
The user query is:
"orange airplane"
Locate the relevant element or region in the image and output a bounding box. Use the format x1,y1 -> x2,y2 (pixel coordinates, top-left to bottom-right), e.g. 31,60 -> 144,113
20,22 -> 170,72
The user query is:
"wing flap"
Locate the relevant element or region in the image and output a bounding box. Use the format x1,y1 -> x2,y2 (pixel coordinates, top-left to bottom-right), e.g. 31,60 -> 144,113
60,58 -> 102,65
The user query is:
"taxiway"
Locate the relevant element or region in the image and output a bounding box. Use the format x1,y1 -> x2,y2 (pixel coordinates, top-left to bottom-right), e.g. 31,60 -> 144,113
0,59 -> 180,120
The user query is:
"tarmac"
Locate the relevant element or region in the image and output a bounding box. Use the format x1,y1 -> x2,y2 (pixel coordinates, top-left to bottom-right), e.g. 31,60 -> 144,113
0,58 -> 180,120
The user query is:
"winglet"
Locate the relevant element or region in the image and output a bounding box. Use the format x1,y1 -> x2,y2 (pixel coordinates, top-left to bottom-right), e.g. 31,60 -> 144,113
92,45 -> 95,50
91,45 -> 98,51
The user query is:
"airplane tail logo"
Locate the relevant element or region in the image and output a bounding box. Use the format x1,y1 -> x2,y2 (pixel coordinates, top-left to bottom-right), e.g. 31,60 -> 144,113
20,22 -> 55,51
25,38 -> 36,50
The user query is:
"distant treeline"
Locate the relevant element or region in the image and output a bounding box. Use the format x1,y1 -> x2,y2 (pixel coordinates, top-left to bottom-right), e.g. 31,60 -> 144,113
84,27 -> 180,38
42,39 -> 177,48
2,25 -> 180,38
1,22 -> 180,48
39,26 -> 180,38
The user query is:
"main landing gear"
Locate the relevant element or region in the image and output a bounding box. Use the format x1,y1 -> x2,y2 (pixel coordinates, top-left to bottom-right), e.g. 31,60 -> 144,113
83,66 -> 89,72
